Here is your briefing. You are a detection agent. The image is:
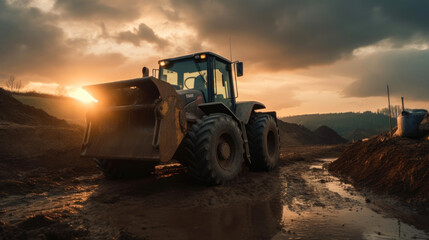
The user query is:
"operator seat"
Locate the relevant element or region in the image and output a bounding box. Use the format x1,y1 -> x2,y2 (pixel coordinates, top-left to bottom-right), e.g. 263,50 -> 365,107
194,75 -> 208,101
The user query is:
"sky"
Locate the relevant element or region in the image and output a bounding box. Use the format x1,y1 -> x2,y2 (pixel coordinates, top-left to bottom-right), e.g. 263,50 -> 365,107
0,0 -> 428,116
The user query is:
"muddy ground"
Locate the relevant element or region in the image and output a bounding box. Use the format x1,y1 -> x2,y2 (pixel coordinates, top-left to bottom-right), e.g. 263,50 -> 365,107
330,133 -> 429,207
1,144 -> 429,240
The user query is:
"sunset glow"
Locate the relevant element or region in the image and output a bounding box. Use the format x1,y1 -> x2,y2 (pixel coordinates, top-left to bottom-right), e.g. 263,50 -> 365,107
0,0 -> 428,115
67,88 -> 98,103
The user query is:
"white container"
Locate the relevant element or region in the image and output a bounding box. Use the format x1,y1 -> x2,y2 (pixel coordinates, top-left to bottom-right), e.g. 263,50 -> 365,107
396,109 -> 428,137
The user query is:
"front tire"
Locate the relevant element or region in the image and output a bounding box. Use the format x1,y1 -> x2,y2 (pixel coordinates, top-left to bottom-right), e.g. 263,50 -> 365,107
186,114 -> 244,185
246,114 -> 280,171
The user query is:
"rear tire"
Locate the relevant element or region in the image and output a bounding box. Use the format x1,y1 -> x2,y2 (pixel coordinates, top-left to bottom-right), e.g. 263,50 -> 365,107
185,114 -> 244,185
246,114 -> 280,171
94,159 -> 157,179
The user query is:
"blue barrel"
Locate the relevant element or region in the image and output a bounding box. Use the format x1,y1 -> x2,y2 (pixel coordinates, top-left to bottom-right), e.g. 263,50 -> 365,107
396,109 -> 428,137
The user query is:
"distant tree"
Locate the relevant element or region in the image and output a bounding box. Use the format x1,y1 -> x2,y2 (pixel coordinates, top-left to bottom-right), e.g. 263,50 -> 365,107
376,105 -> 402,118
5,75 -> 22,92
15,79 -> 22,93
5,75 -> 15,91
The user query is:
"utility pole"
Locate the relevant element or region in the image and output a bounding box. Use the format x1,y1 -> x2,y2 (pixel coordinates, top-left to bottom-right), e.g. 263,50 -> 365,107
229,36 -> 233,61
387,85 -> 392,135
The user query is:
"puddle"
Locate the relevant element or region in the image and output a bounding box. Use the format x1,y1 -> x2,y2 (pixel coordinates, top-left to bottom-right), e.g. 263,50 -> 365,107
142,200 -> 283,240
309,165 -> 323,170
291,158 -> 429,240
276,205 -> 428,240
324,180 -> 363,202
318,158 -> 338,162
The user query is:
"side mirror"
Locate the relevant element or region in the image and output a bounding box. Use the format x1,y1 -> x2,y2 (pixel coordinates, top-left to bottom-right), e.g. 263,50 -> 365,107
236,62 -> 243,77
142,67 -> 149,77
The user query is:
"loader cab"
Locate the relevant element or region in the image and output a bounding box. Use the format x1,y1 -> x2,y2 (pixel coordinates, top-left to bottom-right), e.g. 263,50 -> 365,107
158,52 -> 237,110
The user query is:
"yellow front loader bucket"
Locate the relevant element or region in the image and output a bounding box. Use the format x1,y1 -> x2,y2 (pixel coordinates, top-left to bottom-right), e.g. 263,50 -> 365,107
81,77 -> 187,162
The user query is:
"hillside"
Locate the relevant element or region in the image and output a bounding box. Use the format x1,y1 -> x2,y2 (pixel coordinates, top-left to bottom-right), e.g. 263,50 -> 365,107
0,89 -> 66,126
13,94 -> 87,125
313,125 -> 349,145
282,112 -> 396,141
277,120 -> 347,146
0,88 -> 83,161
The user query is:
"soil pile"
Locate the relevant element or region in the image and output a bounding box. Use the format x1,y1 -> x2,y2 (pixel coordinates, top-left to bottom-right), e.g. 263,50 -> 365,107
278,120 -> 347,146
329,132 -> 429,206
0,88 -> 66,126
313,125 -> 348,145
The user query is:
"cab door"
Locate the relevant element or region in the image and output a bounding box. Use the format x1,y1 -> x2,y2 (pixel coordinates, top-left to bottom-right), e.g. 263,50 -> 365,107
212,58 -> 235,109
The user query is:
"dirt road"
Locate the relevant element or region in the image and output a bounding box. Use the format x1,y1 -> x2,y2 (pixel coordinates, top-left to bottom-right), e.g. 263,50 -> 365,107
1,145 -> 429,240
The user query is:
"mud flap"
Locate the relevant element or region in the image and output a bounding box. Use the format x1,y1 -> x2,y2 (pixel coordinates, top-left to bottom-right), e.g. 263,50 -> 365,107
81,77 -> 187,162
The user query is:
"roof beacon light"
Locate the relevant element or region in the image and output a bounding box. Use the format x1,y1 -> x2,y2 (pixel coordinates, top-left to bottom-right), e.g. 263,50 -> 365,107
200,54 -> 206,59
159,61 -> 166,67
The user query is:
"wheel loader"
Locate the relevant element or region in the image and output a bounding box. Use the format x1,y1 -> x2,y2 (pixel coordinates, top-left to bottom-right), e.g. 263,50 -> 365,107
81,52 -> 280,185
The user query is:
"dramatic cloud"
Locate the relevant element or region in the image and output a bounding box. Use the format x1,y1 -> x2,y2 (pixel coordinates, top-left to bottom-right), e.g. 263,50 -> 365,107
115,23 -> 168,48
1,0 -> 428,113
0,0 -> 69,75
0,0 -> 127,83
54,0 -> 141,21
344,49 -> 429,101
174,0 -> 429,70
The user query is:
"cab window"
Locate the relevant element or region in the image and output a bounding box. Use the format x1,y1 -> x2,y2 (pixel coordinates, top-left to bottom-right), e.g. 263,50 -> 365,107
159,58 -> 208,100
213,60 -> 233,108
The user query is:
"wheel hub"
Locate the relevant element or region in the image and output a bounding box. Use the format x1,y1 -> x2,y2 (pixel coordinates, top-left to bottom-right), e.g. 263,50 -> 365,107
218,142 -> 231,160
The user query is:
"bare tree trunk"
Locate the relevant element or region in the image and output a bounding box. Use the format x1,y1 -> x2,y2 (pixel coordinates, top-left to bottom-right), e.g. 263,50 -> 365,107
5,75 -> 15,91
15,79 -> 22,93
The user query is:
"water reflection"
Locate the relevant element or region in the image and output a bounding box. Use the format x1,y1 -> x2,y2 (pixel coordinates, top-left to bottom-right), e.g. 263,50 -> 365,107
154,200 -> 283,240
273,159 -> 429,240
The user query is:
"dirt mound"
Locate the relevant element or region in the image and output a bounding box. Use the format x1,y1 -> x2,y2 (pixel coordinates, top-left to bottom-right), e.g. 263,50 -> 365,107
278,120 -> 347,146
329,133 -> 429,206
0,88 -> 66,126
313,125 -> 348,144
345,128 -> 379,141
278,120 -> 317,146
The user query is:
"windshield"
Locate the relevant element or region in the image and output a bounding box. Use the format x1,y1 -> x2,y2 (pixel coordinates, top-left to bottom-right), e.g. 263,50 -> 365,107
159,58 -> 208,91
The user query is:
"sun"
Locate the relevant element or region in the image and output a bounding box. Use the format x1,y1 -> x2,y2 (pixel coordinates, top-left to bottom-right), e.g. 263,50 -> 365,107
68,87 -> 98,103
